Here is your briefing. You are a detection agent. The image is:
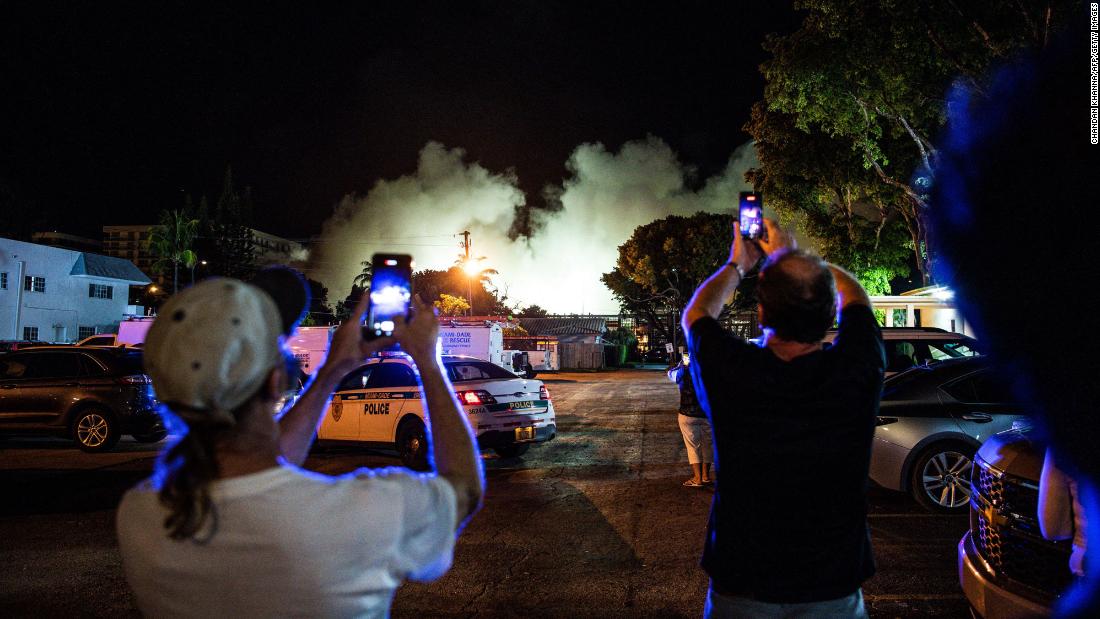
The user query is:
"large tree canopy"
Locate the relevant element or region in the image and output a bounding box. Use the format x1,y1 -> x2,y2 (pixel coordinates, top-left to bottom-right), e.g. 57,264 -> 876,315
750,0 -> 1077,284
602,212 -> 743,342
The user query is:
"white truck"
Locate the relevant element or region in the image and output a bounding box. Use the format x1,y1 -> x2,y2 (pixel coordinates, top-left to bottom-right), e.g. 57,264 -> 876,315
438,321 -> 535,377
75,317 -> 155,347
286,326 -> 337,378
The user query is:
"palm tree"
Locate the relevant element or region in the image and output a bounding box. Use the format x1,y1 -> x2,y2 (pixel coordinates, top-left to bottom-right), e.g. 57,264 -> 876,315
353,260 -> 372,289
148,210 -> 198,294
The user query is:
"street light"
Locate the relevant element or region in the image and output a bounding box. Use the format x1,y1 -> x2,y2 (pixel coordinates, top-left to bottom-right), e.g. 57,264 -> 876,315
190,259 -> 208,284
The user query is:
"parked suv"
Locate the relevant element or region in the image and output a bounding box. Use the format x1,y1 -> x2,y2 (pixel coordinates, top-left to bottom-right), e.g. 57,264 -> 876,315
827,326 -> 981,376
0,347 -> 163,451
959,423 -> 1073,617
319,354 -> 557,468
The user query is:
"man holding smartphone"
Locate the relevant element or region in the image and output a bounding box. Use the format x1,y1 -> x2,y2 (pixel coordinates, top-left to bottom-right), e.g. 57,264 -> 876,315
117,274 -> 483,618
682,218 -> 884,618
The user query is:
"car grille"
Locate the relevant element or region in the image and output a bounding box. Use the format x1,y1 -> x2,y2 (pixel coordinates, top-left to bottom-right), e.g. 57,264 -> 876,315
970,456 -> 1073,597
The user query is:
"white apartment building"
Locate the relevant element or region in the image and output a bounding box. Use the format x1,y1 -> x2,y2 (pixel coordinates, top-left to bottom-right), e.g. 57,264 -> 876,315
0,237 -> 151,342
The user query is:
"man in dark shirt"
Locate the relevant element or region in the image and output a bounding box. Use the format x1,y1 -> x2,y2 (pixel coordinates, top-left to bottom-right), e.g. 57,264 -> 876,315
682,218 -> 885,618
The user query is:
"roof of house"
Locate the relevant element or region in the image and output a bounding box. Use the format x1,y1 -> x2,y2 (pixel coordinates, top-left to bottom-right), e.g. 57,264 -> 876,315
518,317 -> 607,336
70,253 -> 152,284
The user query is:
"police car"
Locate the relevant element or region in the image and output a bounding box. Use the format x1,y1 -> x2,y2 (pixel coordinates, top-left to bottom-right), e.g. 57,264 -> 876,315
318,354 -> 557,468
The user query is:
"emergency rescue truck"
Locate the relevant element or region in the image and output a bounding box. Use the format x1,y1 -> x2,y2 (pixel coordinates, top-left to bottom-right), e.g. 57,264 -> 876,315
318,353 -> 557,468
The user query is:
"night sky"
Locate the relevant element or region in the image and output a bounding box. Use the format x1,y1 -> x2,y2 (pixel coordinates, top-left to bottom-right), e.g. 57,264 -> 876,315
2,2 -> 800,241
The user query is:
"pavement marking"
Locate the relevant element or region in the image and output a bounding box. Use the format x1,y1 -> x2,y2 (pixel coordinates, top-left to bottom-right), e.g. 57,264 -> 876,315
865,593 -> 966,601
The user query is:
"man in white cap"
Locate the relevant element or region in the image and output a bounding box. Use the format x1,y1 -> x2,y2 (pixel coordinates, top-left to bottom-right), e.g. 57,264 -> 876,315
116,273 -> 484,618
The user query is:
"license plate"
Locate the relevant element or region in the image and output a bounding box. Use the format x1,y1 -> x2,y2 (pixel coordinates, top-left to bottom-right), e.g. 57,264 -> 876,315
508,400 -> 534,410
515,426 -> 535,441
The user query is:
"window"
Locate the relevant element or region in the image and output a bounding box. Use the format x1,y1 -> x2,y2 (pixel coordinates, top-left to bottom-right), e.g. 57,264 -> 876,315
927,340 -> 980,361
338,367 -> 373,392
943,370 -> 1012,404
78,326 -> 98,339
446,361 -> 518,382
24,276 -> 46,293
89,283 -> 113,299
1,272 -> 7,289
23,353 -> 83,379
23,326 -> 39,341
365,363 -> 418,388
1,355 -> 29,379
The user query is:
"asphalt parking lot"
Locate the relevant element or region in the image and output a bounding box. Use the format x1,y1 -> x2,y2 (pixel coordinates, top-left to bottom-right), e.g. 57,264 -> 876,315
0,369 -> 969,617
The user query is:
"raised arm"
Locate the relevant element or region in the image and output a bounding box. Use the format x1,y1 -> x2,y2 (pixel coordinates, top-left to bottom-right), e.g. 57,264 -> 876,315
682,221 -> 761,332
278,292 -> 393,465
827,264 -> 871,310
395,296 -> 484,527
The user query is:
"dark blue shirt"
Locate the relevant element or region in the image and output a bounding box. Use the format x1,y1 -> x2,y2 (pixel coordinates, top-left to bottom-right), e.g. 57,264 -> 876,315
687,304 -> 885,603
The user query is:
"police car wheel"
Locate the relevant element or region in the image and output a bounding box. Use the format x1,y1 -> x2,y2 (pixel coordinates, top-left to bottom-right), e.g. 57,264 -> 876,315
493,443 -> 530,458
397,420 -> 429,470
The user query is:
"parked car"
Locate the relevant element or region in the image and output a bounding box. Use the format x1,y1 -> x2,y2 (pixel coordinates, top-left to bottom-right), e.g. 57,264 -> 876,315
827,326 -> 981,376
870,356 -> 1028,513
959,422 -> 1073,617
318,354 -> 556,468
0,347 -> 164,451
0,340 -> 48,353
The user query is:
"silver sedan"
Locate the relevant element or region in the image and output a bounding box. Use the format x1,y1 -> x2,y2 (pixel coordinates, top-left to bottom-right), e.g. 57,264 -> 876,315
869,357 -> 1028,513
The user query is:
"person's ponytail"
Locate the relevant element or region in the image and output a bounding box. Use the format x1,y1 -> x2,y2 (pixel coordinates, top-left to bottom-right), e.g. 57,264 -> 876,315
156,411 -> 235,540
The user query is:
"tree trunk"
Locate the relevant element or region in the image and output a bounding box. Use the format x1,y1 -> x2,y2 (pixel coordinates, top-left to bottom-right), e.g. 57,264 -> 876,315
173,262 -> 179,294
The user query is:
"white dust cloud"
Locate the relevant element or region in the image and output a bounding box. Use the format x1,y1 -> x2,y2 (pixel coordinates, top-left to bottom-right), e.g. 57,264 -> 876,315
310,137 -> 759,314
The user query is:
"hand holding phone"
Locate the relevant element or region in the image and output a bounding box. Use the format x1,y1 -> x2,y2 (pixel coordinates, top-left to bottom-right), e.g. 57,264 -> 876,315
364,253 -> 413,340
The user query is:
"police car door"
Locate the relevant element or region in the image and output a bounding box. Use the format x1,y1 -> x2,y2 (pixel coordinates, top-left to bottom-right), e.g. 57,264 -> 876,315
359,362 -> 418,442
325,366 -> 372,441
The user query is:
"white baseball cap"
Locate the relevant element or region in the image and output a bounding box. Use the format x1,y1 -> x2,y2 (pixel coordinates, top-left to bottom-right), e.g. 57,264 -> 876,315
144,273 -> 306,419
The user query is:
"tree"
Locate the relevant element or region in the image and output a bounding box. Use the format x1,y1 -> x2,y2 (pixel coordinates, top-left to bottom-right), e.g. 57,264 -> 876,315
435,293 -> 471,317
745,102 -> 912,292
754,0 -> 1077,283
411,267 -> 508,315
518,304 -> 549,318
354,260 -> 372,289
304,278 -> 334,325
602,212 -> 734,343
148,209 -> 198,294
207,166 -> 257,279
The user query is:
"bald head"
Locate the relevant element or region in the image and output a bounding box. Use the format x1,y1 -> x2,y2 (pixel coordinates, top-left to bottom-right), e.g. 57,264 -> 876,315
757,250 -> 837,343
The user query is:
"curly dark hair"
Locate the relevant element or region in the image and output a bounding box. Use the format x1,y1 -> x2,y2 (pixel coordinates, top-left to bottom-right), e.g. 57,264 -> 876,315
756,250 -> 836,344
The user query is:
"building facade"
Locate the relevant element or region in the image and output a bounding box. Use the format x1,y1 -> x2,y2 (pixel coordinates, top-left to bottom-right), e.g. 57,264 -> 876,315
0,238 -> 151,342
102,225 -> 303,284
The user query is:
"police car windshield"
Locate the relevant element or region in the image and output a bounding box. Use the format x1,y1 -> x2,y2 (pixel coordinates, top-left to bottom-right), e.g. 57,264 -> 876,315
445,361 -> 518,382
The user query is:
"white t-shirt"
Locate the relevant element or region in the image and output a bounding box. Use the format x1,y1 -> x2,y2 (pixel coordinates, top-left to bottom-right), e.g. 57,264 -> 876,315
116,464 -> 457,618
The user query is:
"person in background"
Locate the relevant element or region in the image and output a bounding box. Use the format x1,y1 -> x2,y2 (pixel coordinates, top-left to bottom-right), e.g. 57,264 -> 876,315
1040,449 -> 1088,578
116,274 -> 484,618
683,218 -> 883,618
667,353 -> 714,487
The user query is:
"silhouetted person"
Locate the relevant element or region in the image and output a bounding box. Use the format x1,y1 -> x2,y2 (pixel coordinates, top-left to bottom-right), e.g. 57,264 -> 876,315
928,17 -> 1099,615
667,353 -> 714,486
682,219 -> 883,618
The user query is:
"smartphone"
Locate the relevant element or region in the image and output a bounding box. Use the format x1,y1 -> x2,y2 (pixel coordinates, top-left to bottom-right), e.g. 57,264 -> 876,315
738,192 -> 764,240
364,253 -> 413,339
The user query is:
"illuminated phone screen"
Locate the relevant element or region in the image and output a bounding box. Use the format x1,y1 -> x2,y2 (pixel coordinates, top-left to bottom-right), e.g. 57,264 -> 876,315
739,192 -> 763,240
366,255 -> 412,337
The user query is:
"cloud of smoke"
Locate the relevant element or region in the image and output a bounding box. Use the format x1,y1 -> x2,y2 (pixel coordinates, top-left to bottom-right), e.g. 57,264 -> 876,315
310,137 -> 759,314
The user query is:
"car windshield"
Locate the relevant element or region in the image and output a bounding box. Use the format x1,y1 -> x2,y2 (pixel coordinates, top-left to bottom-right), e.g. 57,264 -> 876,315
445,361 -> 518,382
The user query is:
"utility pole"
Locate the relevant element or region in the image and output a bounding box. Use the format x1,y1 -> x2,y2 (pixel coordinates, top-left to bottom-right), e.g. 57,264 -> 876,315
461,231 -> 472,316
